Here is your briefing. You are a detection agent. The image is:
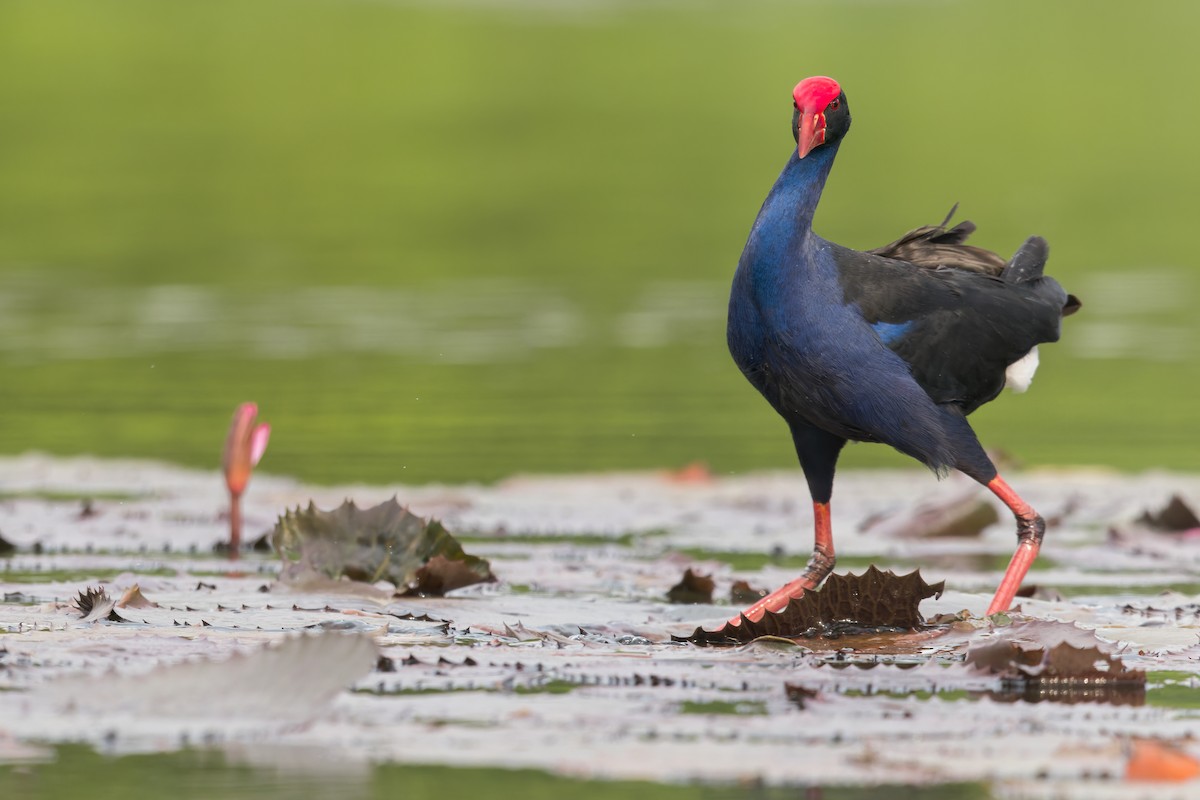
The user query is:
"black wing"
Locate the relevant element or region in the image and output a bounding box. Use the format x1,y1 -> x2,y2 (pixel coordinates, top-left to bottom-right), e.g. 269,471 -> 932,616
834,234 -> 1075,414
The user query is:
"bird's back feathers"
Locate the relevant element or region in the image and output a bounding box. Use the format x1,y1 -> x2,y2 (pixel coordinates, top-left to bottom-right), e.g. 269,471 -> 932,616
868,205 -> 1007,275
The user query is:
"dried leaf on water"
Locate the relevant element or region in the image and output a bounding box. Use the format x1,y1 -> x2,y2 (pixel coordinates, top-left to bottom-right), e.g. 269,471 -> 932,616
967,621 -> 1145,704
72,586 -> 129,623
0,529 -> 14,557
783,683 -> 820,710
116,583 -> 159,609
677,566 -> 944,646
730,580 -> 766,605
666,568 -> 715,604
72,586 -> 108,616
1137,495 -> 1200,533
272,497 -> 495,595
404,554 -> 491,596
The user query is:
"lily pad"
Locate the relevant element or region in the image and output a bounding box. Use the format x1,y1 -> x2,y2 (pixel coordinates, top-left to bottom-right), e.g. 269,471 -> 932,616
272,498 -> 495,595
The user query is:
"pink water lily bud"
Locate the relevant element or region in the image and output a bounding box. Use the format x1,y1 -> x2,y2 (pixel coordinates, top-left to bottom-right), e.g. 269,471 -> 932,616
223,402 -> 270,497
222,402 -> 270,561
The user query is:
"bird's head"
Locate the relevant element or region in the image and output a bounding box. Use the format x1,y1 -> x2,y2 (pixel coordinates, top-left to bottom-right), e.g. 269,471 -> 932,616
792,76 -> 851,159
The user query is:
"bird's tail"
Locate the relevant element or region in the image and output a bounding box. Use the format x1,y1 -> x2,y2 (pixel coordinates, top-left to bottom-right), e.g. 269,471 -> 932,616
1000,236 -> 1049,284
1001,236 -> 1082,316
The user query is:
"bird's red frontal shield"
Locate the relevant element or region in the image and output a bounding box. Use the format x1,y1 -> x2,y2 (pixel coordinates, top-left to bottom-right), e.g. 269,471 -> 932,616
793,76 -> 840,159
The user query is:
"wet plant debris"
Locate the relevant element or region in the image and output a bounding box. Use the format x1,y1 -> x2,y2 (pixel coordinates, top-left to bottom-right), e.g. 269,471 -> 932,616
677,566 -> 944,645
1137,494 -> 1200,532
271,497 -> 495,595
665,568 -> 715,604
72,586 -> 129,623
966,621 -> 1146,705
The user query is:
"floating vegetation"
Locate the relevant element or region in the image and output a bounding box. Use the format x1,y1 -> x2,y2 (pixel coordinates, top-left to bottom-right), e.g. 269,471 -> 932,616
272,498 -> 495,596
679,567 -> 944,645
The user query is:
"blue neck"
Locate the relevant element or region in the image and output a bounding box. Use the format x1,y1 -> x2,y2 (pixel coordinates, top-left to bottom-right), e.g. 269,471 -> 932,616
745,143 -> 840,264
764,144 -> 839,232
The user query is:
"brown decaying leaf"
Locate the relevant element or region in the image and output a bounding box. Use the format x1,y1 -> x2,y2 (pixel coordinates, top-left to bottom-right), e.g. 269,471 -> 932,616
1014,584 -> 1066,602
783,683 -> 820,710
72,586 -> 108,617
271,497 -> 495,596
967,621 -> 1145,705
730,579 -> 766,605
403,554 -> 490,597
676,566 -> 944,646
0,529 -> 15,557
666,568 -> 715,604
72,586 -> 129,623
116,583 -> 159,609
1137,495 -> 1200,532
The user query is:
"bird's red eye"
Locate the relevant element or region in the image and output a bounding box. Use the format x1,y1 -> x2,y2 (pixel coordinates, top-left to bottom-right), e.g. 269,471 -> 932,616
830,98 -> 840,110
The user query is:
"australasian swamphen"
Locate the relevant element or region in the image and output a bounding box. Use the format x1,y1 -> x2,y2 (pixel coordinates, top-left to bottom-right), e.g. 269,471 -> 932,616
727,76 -> 1080,623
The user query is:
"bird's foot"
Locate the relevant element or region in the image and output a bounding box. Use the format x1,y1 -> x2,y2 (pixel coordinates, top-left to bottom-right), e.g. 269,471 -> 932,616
727,549 -> 834,626
727,577 -> 813,626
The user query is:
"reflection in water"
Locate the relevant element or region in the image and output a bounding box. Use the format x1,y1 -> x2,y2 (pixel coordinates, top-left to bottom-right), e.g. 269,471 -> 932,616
991,676 -> 1145,706
1,268 -> 1194,482
0,277 -> 724,363
1068,268 -> 1195,361
1,269 -> 1193,363
0,277 -> 601,364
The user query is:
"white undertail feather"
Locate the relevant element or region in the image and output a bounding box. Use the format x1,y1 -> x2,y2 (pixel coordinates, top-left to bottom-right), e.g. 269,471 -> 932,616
1005,347 -> 1039,393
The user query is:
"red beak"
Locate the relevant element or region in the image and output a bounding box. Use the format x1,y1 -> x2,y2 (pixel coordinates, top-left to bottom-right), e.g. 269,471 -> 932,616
797,109 -> 826,159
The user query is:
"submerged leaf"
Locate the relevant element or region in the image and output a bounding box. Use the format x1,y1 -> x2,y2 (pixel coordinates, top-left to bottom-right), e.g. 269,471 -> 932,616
677,566 -> 944,646
272,497 -> 495,595
666,568 -> 715,604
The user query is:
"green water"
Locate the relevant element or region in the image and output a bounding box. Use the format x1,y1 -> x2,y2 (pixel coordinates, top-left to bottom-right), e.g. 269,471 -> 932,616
1,0 -> 1197,484
0,746 -> 992,799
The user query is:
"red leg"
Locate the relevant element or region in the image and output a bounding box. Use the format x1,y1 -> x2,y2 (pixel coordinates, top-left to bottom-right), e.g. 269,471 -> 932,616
729,501 -> 835,625
984,475 -> 1044,615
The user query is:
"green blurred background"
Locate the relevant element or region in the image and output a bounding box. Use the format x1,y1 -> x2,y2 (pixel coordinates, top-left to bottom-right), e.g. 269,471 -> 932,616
0,0 -> 1196,484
